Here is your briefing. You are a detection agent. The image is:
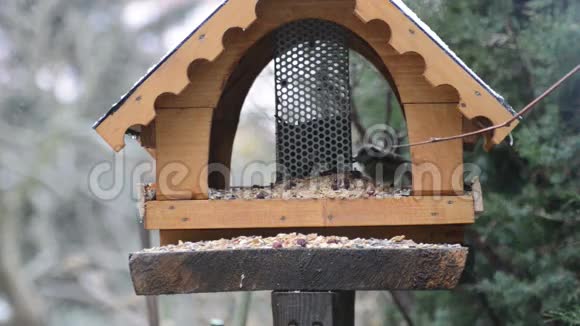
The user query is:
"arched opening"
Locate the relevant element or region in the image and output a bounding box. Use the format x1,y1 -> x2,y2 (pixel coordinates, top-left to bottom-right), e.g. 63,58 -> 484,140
230,61 -> 276,187
350,50 -> 409,182
209,19 -> 409,189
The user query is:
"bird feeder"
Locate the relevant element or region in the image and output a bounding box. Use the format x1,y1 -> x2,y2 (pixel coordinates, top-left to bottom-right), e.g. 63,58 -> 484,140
94,0 -> 517,302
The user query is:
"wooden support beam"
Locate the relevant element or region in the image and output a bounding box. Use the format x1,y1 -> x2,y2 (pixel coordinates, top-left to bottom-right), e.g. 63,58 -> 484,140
272,291 -> 355,326
405,103 -> 464,195
155,108 -> 213,200
129,246 -> 468,294
144,197 -> 474,230
155,108 -> 213,246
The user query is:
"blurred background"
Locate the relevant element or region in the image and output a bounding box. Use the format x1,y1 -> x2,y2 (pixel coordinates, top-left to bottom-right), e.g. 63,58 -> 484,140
0,0 -> 578,325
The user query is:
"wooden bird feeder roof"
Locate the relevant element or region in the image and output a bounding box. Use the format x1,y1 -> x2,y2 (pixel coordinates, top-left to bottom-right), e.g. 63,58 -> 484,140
93,0 -> 518,152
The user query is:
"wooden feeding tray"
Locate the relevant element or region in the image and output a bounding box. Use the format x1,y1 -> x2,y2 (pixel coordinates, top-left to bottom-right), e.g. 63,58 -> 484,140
139,174 -> 478,245
129,234 -> 468,295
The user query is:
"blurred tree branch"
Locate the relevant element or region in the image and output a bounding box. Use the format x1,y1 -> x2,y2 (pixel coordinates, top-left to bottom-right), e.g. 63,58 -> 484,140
0,192 -> 45,326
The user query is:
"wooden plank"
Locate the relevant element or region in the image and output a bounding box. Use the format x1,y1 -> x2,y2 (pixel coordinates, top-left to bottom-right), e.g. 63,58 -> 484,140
148,199 -> 325,229
144,197 -> 474,230
129,246 -> 468,294
272,291 -> 355,326
405,103 -> 464,195
137,216 -> 160,326
324,197 -> 470,226
155,108 -> 213,200
472,177 -> 484,214
156,225 -> 465,246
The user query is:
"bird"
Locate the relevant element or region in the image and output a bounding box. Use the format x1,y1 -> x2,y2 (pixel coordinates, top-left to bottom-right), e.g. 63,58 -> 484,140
354,144 -> 412,187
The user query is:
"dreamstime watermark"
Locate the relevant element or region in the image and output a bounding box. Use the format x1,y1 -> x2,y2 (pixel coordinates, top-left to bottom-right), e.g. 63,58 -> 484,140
88,124 -> 483,201
363,123 -> 402,152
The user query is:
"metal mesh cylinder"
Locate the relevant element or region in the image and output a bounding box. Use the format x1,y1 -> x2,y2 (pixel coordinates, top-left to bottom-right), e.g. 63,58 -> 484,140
274,19 -> 352,180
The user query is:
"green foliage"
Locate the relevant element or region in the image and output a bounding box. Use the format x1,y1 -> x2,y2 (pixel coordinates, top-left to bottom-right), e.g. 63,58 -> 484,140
545,307 -> 580,325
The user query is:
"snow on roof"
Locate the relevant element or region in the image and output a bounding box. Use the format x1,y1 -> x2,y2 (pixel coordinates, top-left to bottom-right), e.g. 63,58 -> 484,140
94,0 -> 516,130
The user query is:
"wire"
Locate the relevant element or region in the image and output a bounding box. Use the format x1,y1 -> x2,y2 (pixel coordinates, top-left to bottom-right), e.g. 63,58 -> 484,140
393,64 -> 580,149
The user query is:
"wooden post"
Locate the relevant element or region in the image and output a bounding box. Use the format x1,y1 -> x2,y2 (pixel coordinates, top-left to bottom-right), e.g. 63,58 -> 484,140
405,103 -> 464,195
272,291 -> 355,326
138,221 -> 159,326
